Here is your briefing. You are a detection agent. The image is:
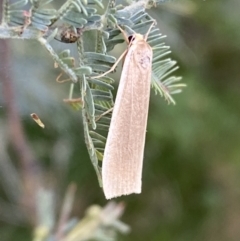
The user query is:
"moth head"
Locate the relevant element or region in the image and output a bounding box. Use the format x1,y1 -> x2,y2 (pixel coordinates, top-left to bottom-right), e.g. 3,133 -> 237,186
128,34 -> 144,44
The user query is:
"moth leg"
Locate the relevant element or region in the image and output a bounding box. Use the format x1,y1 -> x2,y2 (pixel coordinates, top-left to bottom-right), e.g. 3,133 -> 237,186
91,49 -> 128,79
95,107 -> 113,122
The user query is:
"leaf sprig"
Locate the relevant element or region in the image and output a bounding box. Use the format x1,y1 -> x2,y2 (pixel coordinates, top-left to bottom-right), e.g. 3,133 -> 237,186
0,0 -> 185,186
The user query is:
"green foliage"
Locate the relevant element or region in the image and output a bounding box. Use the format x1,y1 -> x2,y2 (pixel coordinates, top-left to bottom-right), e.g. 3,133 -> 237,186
0,0 -> 184,185
2,1 -> 240,241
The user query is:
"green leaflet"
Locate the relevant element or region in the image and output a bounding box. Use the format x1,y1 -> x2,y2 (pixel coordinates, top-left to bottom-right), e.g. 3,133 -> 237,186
84,52 -> 116,63
89,131 -> 107,142
88,79 -> 114,90
9,0 -> 28,9
74,66 -> 92,75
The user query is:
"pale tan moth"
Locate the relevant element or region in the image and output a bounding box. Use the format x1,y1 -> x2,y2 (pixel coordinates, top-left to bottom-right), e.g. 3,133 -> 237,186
92,23 -> 154,199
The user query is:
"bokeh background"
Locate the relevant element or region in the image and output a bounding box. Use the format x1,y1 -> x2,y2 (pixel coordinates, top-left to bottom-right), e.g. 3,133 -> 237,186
1,0 -> 240,240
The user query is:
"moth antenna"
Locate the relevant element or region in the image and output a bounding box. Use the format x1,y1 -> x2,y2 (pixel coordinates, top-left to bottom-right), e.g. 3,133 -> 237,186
144,21 -> 156,41
117,25 -> 130,44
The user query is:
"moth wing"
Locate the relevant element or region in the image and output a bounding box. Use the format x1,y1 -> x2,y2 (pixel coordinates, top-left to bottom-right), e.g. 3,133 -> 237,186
102,41 -> 152,199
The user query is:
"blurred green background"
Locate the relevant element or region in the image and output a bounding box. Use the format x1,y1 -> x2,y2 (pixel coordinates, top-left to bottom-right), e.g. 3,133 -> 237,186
1,0 -> 240,240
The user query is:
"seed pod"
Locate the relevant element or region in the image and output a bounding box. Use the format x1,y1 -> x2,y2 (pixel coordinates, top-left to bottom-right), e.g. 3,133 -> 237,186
31,113 -> 45,128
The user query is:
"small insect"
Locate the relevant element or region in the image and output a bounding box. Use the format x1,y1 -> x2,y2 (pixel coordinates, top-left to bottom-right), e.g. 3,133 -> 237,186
30,113 -> 45,128
55,26 -> 82,43
92,23 -> 155,199
60,29 -> 79,43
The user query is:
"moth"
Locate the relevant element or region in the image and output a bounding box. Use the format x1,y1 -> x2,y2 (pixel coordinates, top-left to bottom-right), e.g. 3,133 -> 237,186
92,23 -> 154,199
